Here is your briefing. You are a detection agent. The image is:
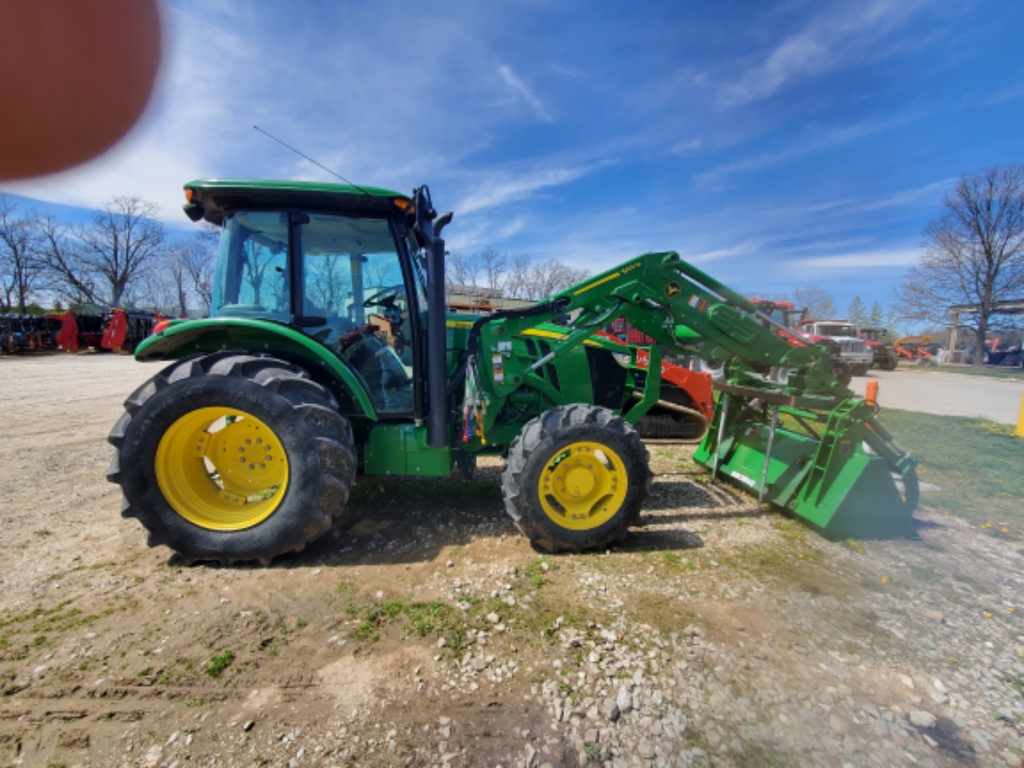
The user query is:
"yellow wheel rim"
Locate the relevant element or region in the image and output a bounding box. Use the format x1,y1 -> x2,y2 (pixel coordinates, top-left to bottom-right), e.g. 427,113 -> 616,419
538,441 -> 628,531
155,407 -> 289,531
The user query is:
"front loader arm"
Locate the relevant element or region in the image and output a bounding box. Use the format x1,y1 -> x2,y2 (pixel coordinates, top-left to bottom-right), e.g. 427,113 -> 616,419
475,251 -> 845,406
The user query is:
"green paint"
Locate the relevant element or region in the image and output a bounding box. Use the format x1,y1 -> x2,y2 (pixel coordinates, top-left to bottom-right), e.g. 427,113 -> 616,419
135,317 -> 378,419
186,178 -> 406,199
364,423 -> 451,477
694,399 -> 917,539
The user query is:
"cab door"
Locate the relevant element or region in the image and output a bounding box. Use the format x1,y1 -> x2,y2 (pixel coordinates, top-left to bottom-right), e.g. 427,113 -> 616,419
294,212 -> 421,415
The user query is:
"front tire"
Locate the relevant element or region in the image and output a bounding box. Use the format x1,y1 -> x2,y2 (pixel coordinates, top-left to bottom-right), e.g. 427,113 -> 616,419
502,405 -> 651,553
107,353 -> 357,565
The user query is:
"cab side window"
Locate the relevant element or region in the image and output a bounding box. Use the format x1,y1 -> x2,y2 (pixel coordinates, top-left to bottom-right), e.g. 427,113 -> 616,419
298,215 -> 414,413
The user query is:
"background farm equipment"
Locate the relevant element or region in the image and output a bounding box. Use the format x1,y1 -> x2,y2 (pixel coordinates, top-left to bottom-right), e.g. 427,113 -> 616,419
749,299 -> 854,386
107,179 -> 920,566
859,327 -> 899,370
895,335 -> 936,363
0,314 -> 62,353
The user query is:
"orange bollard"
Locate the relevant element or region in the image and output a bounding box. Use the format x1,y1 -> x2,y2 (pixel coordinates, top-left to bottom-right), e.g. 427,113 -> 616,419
1016,391 -> 1024,438
865,379 -> 879,408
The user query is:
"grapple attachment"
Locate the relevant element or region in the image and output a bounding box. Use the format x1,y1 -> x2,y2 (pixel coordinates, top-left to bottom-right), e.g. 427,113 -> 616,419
693,386 -> 918,539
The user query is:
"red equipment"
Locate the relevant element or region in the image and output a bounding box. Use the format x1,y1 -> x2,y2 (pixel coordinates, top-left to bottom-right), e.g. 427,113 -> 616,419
53,311 -> 79,351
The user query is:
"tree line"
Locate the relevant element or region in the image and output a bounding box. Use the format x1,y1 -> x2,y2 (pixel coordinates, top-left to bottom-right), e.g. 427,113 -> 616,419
446,248 -> 590,300
0,194 -> 216,316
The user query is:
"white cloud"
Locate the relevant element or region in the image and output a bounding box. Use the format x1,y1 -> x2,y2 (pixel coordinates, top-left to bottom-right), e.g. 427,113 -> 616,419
695,114 -> 914,185
498,65 -> 553,123
783,247 -> 920,273
453,154 -> 614,216
717,1 -> 925,108
984,81 -> 1024,106
669,139 -> 704,156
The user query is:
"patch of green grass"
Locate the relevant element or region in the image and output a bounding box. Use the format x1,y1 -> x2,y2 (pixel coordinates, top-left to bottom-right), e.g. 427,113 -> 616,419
952,573 -> 984,590
204,650 -> 235,678
880,409 -> 1024,530
731,741 -> 787,768
909,564 -> 942,582
1006,675 -> 1024,698
661,551 -> 698,572
523,557 -> 556,589
351,599 -> 458,644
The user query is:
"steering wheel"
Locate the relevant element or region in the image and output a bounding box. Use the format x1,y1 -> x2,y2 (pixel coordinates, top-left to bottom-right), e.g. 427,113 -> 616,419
363,285 -> 403,309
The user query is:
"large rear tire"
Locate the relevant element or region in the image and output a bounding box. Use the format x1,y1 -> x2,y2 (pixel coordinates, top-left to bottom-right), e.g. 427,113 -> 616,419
107,353 -> 357,565
502,405 -> 651,553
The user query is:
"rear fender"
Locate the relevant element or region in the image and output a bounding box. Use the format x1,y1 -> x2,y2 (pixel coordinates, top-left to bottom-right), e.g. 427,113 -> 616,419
134,317 -> 378,419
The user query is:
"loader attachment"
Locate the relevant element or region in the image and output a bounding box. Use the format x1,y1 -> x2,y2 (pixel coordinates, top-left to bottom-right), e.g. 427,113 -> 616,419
693,385 -> 918,539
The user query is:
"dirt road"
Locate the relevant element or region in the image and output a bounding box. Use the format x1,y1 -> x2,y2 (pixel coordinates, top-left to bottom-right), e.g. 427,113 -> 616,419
1,353 -> 1023,768
863,368 -> 1024,425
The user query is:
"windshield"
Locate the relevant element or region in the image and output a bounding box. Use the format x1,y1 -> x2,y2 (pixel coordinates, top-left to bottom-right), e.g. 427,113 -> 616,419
210,212 -> 289,318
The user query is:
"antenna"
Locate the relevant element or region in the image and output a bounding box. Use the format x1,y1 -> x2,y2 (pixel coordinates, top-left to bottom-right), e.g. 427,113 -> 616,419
253,125 -> 373,196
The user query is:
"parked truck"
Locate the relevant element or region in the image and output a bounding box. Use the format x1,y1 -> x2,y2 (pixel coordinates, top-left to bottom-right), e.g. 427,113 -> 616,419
107,180 -> 919,565
859,327 -> 899,370
798,319 -> 874,376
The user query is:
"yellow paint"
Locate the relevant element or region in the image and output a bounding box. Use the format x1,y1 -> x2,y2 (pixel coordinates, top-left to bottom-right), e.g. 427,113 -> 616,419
1016,391 -> 1024,438
537,441 -> 628,531
520,328 -> 603,347
446,320 -> 474,329
155,407 -> 288,530
573,271 -> 621,295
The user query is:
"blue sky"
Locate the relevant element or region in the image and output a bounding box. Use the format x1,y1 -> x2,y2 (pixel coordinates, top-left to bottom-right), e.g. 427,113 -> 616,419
3,0 -> 1024,313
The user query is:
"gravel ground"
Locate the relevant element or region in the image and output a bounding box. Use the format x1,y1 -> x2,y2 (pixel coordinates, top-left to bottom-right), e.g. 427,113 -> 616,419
0,353 -> 1022,768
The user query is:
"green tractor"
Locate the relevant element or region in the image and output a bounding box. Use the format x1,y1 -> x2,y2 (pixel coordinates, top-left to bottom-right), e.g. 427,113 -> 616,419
108,180 -> 919,565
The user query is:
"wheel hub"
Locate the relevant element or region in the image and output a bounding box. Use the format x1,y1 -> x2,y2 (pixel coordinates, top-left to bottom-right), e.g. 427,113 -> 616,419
538,441 -> 628,531
155,407 -> 289,530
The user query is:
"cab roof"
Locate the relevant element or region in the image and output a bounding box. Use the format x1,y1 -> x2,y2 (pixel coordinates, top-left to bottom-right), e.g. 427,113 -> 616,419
184,179 -> 410,226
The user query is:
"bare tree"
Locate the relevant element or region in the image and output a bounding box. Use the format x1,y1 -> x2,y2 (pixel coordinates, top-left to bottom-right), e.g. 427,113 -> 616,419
792,284 -> 837,319
173,227 -> 218,315
38,196 -> 166,308
524,259 -> 589,300
502,254 -> 533,299
480,249 -> 507,293
35,213 -> 98,307
0,195 -> 42,312
446,250 -> 480,287
896,165 -> 1024,365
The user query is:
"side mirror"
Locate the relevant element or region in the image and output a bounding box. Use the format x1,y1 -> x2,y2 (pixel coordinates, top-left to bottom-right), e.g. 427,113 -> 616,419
410,185 -> 436,248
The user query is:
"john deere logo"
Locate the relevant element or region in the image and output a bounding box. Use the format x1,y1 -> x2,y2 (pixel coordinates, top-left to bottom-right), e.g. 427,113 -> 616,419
664,281 -> 681,298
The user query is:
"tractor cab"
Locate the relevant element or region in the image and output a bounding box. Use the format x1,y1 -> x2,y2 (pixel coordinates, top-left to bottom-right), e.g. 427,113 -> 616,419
182,180 -> 428,416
